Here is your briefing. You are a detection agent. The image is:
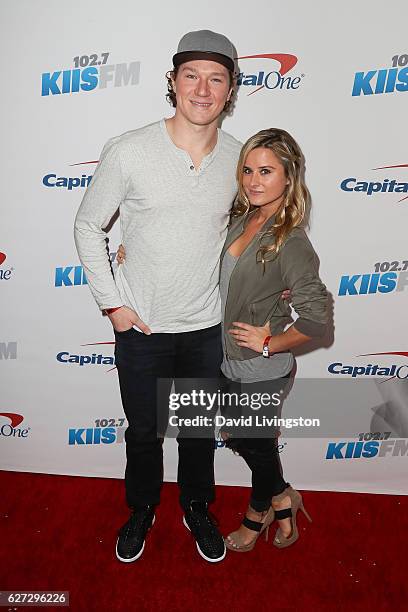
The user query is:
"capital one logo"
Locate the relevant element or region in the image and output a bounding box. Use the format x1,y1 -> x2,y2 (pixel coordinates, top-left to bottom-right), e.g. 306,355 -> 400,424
0,413 -> 31,439
0,252 -> 14,281
42,160 -> 97,191
236,53 -> 303,95
57,341 -> 115,371
340,163 -> 408,204
328,352 -> 408,380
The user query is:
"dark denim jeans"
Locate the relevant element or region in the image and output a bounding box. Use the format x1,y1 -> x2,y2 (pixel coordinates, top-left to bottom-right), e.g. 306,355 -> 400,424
221,375 -> 291,511
114,323 -> 222,510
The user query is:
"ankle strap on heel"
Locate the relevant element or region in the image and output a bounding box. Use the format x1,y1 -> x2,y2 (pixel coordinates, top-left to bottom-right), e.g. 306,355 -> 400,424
242,517 -> 263,532
274,508 -> 292,520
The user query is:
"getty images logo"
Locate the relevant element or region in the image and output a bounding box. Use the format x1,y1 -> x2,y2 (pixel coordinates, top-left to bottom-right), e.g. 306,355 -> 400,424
352,53 -> 408,96
41,50 -> 140,96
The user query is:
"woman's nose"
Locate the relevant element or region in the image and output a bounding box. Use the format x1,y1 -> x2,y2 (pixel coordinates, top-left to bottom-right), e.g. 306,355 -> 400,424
250,172 -> 261,186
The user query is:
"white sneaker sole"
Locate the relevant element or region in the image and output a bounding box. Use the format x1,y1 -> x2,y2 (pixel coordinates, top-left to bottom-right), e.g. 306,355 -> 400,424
183,515 -> 226,563
116,514 -> 155,563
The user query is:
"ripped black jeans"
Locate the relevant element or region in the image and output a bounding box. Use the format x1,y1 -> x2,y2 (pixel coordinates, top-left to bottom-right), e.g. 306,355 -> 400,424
220,374 -> 291,512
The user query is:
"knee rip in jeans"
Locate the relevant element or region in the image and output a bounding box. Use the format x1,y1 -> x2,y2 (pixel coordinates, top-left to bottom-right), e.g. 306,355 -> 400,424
232,442 -> 278,461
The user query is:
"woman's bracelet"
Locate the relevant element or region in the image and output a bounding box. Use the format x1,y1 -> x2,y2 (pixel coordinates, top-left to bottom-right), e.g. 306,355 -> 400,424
262,335 -> 272,358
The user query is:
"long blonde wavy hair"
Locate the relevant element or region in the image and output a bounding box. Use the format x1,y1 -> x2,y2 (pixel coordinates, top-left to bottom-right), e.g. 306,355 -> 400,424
233,128 -> 309,266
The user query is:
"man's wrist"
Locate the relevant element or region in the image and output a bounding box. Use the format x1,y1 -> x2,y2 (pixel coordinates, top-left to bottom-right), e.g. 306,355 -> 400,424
102,306 -> 124,316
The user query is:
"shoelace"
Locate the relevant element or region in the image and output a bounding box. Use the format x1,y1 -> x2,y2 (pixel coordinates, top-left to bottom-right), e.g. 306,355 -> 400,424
122,510 -> 151,538
190,508 -> 219,535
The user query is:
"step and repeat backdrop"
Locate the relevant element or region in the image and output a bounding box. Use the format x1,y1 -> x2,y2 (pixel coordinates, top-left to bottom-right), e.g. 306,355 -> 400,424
1,0 -> 407,494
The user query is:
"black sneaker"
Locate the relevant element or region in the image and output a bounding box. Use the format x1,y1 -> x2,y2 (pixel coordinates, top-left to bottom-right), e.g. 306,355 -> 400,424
183,501 -> 226,563
116,506 -> 155,563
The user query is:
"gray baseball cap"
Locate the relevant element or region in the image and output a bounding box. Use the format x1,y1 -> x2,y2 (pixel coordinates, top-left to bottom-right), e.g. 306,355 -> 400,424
173,29 -> 235,72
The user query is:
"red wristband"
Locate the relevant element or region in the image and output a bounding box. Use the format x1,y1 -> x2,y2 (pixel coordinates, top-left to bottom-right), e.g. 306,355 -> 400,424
262,335 -> 272,358
103,306 -> 123,316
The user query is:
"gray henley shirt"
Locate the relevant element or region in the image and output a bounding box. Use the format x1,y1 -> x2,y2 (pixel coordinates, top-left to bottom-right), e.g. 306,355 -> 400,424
74,119 -> 242,333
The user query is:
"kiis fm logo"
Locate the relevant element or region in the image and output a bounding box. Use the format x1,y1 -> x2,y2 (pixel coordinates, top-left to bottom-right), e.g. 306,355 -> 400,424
0,342 -> 17,360
0,413 -> 31,439
43,160 -> 97,191
328,352 -> 408,380
68,416 -> 126,445
41,51 -> 140,96
236,54 -> 302,95
340,163 -> 408,203
54,252 -> 116,287
0,252 -> 14,281
352,53 -> 408,96
338,258 -> 408,296
326,436 -> 408,459
55,265 -> 87,287
57,342 -> 115,370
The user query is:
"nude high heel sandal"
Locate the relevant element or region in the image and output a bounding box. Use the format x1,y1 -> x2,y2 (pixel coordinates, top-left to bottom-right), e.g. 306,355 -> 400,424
225,506 -> 275,552
272,487 -> 312,548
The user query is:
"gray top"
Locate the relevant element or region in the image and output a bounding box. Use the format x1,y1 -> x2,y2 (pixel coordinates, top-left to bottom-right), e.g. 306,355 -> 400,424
74,119 -> 241,333
220,250 -> 293,382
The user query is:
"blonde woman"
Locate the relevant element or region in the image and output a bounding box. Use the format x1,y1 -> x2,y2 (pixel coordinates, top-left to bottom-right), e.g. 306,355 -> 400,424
118,128 -> 328,552
218,127 -> 327,551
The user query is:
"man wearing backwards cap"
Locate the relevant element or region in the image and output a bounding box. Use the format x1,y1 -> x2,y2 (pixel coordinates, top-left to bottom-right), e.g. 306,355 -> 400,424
74,30 -> 241,563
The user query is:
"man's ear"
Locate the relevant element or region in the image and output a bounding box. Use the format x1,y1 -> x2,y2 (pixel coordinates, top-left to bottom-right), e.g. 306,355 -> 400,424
227,75 -> 236,101
166,70 -> 176,92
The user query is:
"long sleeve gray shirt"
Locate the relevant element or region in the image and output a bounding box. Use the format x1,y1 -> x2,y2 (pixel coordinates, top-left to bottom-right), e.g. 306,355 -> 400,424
74,119 -> 242,333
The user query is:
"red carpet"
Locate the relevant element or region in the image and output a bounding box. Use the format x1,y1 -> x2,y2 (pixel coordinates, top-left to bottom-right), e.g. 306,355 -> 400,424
1,471 -> 407,611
